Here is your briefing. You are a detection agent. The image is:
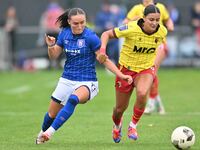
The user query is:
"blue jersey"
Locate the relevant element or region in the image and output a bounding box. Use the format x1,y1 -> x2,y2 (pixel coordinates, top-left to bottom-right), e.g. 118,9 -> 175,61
56,27 -> 101,81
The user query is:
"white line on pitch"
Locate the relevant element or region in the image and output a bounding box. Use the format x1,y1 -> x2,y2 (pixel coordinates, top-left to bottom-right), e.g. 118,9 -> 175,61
4,85 -> 31,94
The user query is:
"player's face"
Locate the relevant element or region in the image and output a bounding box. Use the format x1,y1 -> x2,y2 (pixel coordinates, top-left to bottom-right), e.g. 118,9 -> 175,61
143,13 -> 160,33
68,14 -> 86,34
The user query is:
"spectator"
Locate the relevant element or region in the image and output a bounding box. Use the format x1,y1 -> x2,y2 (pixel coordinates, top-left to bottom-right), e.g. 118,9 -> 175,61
167,2 -> 181,26
191,1 -> 200,56
4,6 -> 18,68
95,2 -> 120,65
37,0 -> 64,69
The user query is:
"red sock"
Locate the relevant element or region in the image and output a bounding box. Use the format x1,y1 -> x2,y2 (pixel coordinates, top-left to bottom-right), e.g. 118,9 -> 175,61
149,75 -> 159,98
112,115 -> 121,126
132,106 -> 144,125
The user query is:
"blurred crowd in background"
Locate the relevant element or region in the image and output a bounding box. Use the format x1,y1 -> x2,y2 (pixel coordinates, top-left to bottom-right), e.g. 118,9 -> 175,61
0,0 -> 200,71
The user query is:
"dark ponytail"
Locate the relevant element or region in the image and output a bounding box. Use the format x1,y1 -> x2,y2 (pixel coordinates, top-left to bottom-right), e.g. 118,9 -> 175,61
56,9 -> 70,28
56,8 -> 86,28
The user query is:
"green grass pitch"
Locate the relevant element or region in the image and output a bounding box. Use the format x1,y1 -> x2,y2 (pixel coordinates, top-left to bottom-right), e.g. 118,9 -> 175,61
0,68 -> 199,150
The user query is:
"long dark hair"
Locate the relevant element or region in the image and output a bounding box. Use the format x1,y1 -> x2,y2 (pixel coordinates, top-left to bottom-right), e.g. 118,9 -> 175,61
56,8 -> 86,28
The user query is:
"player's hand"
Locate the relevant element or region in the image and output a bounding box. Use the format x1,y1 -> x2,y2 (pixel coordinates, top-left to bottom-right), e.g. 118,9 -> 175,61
122,75 -> 133,85
45,34 -> 56,47
96,52 -> 108,64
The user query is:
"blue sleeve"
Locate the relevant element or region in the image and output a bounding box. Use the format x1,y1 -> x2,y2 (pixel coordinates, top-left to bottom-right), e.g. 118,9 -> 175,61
56,30 -> 64,48
88,33 -> 101,52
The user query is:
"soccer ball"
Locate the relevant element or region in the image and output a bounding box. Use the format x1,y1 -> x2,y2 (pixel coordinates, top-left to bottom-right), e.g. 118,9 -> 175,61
171,126 -> 195,149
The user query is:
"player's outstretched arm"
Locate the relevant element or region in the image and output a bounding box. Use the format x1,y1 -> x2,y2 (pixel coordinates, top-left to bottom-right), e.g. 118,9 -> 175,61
164,18 -> 174,32
97,29 -> 117,64
100,29 -> 116,53
104,59 -> 132,85
96,29 -> 116,64
96,51 -> 132,85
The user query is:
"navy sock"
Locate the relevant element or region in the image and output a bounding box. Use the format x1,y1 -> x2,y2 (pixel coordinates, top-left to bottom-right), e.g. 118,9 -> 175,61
42,112 -> 54,131
51,94 -> 79,130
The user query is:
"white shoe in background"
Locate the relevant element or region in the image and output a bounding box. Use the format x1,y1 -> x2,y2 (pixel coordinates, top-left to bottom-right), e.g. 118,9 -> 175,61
144,98 -> 156,114
155,95 -> 166,115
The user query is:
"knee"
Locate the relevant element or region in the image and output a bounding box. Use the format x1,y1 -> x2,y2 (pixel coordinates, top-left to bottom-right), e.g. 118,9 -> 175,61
68,94 -> 79,106
137,90 -> 148,101
62,95 -> 80,114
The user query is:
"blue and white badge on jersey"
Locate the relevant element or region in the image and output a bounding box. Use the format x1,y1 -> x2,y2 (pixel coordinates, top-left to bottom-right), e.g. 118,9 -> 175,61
64,40 -> 69,45
77,39 -> 85,48
119,25 -> 128,31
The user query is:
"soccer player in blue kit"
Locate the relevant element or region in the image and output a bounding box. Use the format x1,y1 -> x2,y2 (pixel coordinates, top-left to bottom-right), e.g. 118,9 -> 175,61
36,8 -> 133,144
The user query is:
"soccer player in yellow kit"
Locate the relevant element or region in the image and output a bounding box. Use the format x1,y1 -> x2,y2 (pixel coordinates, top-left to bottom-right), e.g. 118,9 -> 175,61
123,0 -> 174,115
100,4 -> 167,143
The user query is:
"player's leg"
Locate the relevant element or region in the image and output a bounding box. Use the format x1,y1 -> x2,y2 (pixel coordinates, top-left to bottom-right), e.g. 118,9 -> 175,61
41,81 -> 99,143
36,100 -> 63,144
154,43 -> 167,114
36,77 -> 74,144
155,94 -> 165,114
112,66 -> 134,143
128,71 -> 154,140
112,90 -> 132,143
144,75 -> 159,114
41,86 -> 90,142
145,43 -> 167,114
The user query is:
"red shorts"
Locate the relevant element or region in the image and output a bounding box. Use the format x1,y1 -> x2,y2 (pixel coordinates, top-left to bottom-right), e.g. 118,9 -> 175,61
115,65 -> 156,93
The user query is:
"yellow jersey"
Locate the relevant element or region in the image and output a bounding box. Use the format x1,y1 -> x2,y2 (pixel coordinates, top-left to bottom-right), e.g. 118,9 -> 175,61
114,19 -> 167,72
127,3 -> 169,25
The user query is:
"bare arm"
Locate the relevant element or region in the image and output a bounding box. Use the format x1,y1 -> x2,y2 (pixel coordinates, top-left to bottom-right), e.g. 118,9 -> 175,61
164,18 -> 174,32
97,29 -> 117,64
100,29 -> 116,50
45,35 -> 63,59
96,50 -> 133,85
